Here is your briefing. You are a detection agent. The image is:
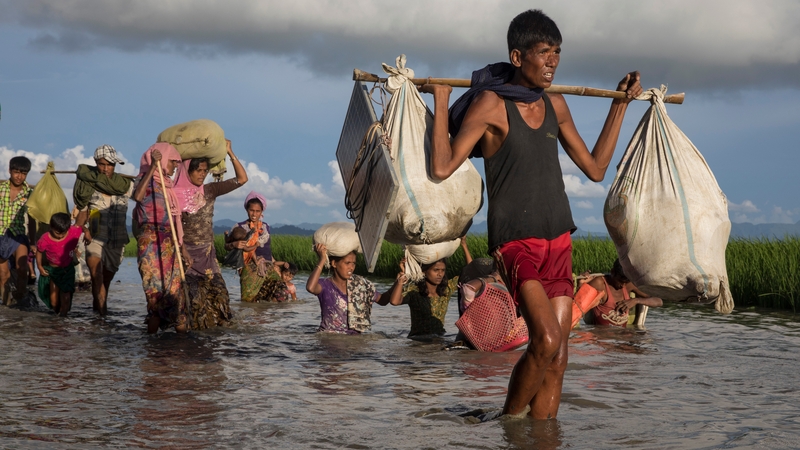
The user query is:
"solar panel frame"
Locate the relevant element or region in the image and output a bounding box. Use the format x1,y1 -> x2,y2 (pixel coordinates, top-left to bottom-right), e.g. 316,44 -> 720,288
335,81 -> 399,272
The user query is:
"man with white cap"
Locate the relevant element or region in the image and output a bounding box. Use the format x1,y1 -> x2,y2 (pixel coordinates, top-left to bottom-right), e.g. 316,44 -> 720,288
73,145 -> 134,315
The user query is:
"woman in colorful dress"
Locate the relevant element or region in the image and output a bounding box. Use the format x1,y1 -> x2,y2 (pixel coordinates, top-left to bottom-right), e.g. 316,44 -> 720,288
174,139 -> 248,329
225,191 -> 289,302
132,143 -> 188,334
306,243 -> 403,334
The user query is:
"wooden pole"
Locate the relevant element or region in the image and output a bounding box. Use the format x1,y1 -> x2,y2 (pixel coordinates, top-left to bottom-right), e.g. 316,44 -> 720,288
41,170 -> 136,180
353,69 -> 685,105
155,160 -> 193,331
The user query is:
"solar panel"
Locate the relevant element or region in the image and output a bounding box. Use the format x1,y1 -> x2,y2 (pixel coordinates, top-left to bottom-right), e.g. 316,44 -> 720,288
335,81 -> 400,273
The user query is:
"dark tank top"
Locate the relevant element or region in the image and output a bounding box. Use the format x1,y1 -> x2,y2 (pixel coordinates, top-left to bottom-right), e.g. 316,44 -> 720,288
485,95 -> 576,250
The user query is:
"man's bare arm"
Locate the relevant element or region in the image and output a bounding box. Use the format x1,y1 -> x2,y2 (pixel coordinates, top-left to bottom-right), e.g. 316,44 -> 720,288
421,85 -> 496,180
554,71 -> 642,182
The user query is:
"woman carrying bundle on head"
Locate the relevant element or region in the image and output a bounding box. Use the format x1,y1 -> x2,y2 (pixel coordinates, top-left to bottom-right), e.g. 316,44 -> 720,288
174,139 -> 248,328
132,143 -> 189,334
306,242 -> 404,334
225,191 -> 289,302
388,236 -> 472,339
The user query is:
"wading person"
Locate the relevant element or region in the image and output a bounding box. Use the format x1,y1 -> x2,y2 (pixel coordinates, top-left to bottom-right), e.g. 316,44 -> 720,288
389,237 -> 472,339
581,260 -> 663,327
306,243 -> 403,334
35,212 -> 87,316
132,143 -> 190,334
0,156 -> 35,307
420,9 -> 642,418
175,139 -> 248,329
73,145 -> 134,315
226,191 -> 288,302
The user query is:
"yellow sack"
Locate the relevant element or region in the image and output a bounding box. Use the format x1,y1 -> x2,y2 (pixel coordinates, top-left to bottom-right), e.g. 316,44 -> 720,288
157,119 -> 227,175
27,161 -> 69,224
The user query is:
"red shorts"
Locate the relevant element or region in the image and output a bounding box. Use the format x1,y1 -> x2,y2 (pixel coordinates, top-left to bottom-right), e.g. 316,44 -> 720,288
493,232 -> 573,305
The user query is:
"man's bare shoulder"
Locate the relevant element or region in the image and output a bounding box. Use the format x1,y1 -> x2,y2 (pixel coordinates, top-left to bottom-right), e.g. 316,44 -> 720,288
546,93 -> 570,116
470,90 -> 506,114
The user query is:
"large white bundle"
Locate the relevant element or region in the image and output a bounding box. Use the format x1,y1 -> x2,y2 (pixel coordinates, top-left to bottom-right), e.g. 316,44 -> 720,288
404,239 -> 462,281
604,87 -> 733,313
381,55 -> 483,246
313,222 -> 362,267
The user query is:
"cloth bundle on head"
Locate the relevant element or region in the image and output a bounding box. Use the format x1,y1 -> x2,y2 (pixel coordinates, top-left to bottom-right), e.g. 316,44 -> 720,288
135,142 -> 184,243
313,222 -> 362,268
73,164 -> 132,210
173,160 -> 206,214
448,62 -> 544,158
157,119 -> 227,175
403,239 -> 461,282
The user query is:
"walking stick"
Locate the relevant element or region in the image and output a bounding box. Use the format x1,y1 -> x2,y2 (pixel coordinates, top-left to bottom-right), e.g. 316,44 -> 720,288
353,69 -> 686,104
155,160 -> 193,330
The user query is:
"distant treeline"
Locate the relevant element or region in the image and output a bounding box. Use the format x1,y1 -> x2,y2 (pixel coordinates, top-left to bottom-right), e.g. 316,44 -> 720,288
123,235 -> 800,311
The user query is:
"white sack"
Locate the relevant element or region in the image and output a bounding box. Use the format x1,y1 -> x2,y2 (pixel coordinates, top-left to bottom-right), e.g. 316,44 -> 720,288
604,87 -> 733,313
381,55 -> 483,246
313,222 -> 362,268
404,239 -> 461,281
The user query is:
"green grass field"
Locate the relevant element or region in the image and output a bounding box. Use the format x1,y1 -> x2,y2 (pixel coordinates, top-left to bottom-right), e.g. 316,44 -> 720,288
124,234 -> 800,311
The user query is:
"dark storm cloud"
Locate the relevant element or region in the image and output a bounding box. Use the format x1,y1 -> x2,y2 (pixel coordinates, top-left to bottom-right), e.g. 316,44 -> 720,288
2,0 -> 799,91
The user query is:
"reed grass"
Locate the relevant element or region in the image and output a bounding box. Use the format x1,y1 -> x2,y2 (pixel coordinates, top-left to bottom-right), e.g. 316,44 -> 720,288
124,233 -> 800,310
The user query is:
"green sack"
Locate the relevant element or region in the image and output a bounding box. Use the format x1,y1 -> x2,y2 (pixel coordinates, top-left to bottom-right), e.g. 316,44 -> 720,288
156,119 -> 227,175
26,161 -> 69,224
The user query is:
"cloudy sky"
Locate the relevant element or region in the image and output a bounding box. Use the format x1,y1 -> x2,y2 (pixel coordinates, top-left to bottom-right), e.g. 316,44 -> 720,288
1,0 -> 798,231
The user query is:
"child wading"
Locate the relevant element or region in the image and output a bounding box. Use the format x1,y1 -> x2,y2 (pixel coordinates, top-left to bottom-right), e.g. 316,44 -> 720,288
36,212 -> 88,316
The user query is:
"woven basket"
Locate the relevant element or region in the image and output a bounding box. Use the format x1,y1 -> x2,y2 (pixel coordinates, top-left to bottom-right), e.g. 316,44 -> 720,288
456,282 -> 528,352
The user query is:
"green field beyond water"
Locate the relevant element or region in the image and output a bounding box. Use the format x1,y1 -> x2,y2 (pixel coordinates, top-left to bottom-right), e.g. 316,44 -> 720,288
124,235 -> 800,311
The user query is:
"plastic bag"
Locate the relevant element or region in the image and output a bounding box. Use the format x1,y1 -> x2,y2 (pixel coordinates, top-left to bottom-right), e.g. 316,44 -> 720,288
26,162 -> 69,224
604,87 -> 733,313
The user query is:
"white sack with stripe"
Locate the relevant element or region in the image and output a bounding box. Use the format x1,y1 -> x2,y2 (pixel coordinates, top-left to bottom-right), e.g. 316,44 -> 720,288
604,87 -> 733,313
381,55 -> 483,254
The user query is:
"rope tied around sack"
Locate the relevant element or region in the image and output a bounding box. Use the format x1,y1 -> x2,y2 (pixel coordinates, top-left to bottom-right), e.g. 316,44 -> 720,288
344,121 -> 389,232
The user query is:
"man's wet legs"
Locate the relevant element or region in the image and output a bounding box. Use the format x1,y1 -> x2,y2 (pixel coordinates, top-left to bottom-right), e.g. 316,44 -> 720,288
502,279 -> 571,419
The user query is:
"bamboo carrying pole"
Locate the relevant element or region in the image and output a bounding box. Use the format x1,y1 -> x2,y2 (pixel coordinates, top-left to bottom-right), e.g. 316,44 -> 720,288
353,69 -> 685,104
155,160 -> 193,330
40,170 -> 137,180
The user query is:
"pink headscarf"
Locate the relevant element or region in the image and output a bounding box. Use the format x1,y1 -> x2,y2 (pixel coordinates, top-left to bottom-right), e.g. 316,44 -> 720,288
244,191 -> 268,211
173,159 -> 206,214
137,143 -> 184,243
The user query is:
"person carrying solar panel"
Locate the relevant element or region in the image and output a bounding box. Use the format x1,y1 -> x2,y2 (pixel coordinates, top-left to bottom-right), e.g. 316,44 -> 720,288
418,9 -> 642,419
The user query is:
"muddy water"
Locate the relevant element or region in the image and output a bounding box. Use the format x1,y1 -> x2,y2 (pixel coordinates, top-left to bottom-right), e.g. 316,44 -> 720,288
1,259 -> 799,449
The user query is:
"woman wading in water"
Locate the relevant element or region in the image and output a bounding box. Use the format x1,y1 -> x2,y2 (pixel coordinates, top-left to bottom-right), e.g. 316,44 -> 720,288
132,143 -> 189,333
175,139 -> 248,329
226,191 -> 290,302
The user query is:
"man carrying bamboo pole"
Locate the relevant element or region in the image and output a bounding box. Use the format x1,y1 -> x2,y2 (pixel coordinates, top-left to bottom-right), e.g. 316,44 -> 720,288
73,145 -> 134,316
421,9 -> 642,419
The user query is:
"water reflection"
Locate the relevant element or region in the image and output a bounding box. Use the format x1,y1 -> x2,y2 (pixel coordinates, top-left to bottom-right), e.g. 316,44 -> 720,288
131,335 -> 226,448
